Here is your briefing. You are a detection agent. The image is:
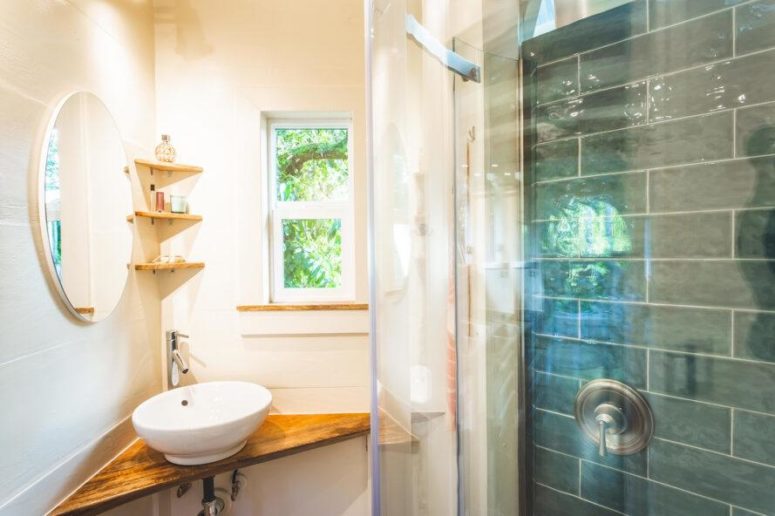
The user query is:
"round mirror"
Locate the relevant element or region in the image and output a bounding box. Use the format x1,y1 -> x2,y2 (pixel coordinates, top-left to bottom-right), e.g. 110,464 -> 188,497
39,92 -> 132,322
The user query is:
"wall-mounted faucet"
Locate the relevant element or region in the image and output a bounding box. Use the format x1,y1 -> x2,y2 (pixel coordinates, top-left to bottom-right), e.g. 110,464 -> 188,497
167,330 -> 190,388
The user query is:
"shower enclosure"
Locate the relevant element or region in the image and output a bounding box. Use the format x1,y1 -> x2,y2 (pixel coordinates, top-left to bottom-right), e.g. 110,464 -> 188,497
368,0 -> 775,514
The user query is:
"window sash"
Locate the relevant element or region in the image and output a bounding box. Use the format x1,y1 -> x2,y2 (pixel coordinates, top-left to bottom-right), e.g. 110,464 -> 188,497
268,120 -> 354,302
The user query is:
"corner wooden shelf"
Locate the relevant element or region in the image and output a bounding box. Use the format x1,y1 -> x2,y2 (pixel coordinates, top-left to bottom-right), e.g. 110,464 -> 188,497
127,211 -> 203,223
134,262 -> 205,271
134,158 -> 203,175
51,413 -> 370,516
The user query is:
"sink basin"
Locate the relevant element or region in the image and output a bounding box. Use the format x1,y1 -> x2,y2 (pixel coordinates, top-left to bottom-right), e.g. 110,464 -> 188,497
132,381 -> 272,465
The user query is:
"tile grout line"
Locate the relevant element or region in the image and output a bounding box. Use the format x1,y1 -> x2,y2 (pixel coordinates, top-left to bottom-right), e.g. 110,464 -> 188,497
577,136 -> 582,177
536,43 -> 775,110
645,0 -> 650,33
654,435 -> 775,471
538,445 -> 758,514
646,348 -> 651,392
731,310 -> 736,358
533,331 -> 775,367
532,150 -> 775,186
576,299 -> 582,338
733,108 -> 738,158
577,457 -> 756,512
730,408 -> 736,456
534,4 -> 736,71
532,208 -> 773,223
577,458 -> 582,495
532,210 -> 744,223
535,103 -> 745,147
534,482 -> 627,515
535,0 -> 762,71
536,257 -> 775,262
532,295 -> 775,315
733,6 -> 737,58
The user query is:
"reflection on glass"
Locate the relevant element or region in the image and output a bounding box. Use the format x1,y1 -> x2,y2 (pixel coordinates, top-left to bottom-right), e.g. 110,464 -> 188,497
282,218 -> 342,288
543,199 -> 632,257
45,128 -> 62,274
275,128 -> 349,201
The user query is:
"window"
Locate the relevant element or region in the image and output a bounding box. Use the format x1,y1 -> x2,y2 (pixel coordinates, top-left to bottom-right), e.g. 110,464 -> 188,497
268,120 -> 354,302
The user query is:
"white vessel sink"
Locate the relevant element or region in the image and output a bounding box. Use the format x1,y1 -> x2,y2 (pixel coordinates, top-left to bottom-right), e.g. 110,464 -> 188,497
132,381 -> 272,465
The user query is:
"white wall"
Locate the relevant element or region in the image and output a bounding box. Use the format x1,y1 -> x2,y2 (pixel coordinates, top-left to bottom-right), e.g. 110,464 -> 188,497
0,1 -> 160,514
149,1 -> 370,514
152,0 -> 369,412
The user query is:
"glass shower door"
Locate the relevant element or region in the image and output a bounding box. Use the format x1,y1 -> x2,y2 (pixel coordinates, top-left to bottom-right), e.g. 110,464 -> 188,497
523,1 -> 775,515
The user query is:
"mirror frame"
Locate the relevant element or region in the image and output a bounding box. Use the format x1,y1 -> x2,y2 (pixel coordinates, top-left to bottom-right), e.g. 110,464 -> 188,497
36,91 -> 133,323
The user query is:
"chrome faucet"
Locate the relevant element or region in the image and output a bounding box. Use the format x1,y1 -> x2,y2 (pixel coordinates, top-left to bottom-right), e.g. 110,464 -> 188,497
166,330 -> 190,388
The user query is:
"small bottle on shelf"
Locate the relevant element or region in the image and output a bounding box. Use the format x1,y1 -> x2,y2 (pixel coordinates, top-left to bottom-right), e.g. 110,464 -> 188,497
155,134 -> 177,163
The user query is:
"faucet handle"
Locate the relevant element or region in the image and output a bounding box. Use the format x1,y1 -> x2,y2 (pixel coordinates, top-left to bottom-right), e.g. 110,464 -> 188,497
175,332 -> 190,339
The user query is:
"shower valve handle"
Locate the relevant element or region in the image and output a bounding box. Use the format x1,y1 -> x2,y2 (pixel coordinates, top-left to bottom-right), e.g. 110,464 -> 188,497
597,418 -> 608,457
593,404 -> 626,458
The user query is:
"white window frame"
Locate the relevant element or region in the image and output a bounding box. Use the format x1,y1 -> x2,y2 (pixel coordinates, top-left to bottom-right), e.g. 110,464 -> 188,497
268,119 -> 355,303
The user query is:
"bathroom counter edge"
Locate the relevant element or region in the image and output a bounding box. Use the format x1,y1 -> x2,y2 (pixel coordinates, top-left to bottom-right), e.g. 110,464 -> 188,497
51,412 -> 370,515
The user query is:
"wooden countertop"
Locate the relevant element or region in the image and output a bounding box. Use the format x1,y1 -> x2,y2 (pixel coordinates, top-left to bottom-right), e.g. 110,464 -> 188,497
52,413 -> 370,516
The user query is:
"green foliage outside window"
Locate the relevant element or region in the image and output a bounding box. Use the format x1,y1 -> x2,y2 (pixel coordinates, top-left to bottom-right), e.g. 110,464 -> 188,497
274,127 -> 349,289
283,219 -> 342,288
275,128 -> 349,201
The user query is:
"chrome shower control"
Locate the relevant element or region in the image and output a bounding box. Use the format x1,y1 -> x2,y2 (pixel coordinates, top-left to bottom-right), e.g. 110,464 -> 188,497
574,379 -> 654,457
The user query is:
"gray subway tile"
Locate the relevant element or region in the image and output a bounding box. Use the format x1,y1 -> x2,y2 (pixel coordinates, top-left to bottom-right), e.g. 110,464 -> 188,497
734,311 -> 775,363
736,209 -> 775,258
534,483 -> 620,516
734,410 -> 775,467
650,439 -> 775,514
581,461 -> 730,516
581,112 -> 734,175
732,508 -> 764,516
535,298 -> 578,337
650,261 -> 775,310
649,0 -> 746,30
540,260 -> 646,301
645,393 -> 731,453
649,212 -> 732,258
536,82 -> 647,142
533,371 -> 580,415
736,0 -> 775,55
534,447 -> 579,494
538,213 -> 730,260
535,139 -> 579,181
536,56 -> 578,104
650,350 -> 775,413
533,409 -> 647,475
649,158 -> 775,213
581,301 -> 731,355
737,102 -> 775,157
535,172 -> 647,220
533,336 -> 647,388
650,50 -> 775,122
580,11 -> 733,92
523,0 -> 647,63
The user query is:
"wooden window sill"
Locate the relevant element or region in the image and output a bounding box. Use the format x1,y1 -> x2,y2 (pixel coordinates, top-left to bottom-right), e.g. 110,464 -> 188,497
236,304 -> 368,312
